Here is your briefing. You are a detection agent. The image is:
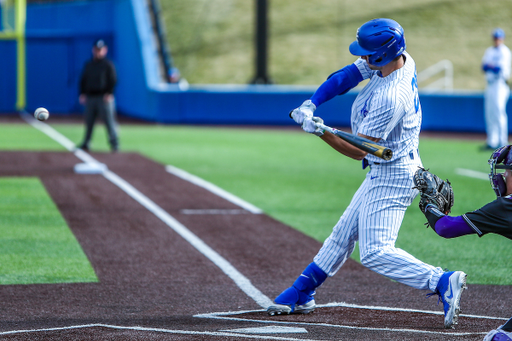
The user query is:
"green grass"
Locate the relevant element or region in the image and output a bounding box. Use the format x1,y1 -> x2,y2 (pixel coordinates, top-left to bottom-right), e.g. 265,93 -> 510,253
1,122 -> 510,285
0,124 -> 66,150
0,177 -> 98,284
160,0 -> 512,90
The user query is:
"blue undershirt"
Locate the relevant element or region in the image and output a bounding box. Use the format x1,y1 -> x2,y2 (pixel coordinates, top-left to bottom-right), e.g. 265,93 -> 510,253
310,63 -> 363,107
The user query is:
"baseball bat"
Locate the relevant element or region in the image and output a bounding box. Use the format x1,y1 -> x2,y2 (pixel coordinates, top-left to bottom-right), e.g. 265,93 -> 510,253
316,122 -> 393,161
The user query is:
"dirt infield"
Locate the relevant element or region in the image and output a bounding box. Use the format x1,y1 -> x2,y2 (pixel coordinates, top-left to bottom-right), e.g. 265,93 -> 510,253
0,149 -> 509,340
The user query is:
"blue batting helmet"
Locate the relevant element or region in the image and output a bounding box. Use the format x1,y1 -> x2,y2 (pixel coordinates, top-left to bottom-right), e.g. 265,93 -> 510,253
349,18 -> 406,67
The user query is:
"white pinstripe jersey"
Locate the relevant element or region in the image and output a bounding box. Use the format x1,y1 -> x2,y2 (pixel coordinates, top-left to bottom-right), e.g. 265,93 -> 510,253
351,52 -> 421,163
482,44 -> 511,84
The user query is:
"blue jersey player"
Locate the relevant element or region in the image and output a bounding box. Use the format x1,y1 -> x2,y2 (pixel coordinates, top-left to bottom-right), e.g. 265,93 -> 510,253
267,18 -> 467,329
419,145 -> 512,341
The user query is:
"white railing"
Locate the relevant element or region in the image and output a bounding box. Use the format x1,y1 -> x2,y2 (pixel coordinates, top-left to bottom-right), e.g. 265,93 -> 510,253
417,59 -> 453,92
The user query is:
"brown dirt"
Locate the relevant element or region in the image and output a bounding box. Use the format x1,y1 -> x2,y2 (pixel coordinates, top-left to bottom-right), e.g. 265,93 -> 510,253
0,150 -> 508,340
0,114 -> 506,340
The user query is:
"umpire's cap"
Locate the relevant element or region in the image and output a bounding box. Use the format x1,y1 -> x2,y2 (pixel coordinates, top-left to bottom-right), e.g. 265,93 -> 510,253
93,39 -> 107,49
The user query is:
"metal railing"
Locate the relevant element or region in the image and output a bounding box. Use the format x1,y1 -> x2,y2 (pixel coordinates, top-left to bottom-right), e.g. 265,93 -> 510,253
417,59 -> 453,92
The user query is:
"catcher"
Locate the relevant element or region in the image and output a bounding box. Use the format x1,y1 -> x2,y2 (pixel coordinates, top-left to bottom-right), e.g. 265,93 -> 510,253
414,145 -> 512,341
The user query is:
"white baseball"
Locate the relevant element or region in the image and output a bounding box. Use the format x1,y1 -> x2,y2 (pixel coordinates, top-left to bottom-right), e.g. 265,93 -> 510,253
34,107 -> 49,121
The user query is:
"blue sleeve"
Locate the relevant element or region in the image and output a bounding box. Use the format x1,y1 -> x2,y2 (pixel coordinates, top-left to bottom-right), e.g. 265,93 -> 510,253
310,63 -> 363,107
482,64 -> 501,73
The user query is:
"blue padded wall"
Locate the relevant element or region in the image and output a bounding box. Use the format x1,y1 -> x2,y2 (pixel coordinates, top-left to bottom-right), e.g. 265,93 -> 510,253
0,0 -> 507,134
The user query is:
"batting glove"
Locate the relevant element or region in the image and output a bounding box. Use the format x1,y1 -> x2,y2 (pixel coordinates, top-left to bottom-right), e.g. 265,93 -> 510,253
302,116 -> 325,136
290,100 -> 316,125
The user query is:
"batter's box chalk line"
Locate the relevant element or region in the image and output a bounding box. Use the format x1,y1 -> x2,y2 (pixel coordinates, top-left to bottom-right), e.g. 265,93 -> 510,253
0,324 -> 316,340
195,301 -> 508,337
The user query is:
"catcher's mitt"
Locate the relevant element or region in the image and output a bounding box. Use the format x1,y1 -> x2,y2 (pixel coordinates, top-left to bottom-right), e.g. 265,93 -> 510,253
413,167 -> 454,214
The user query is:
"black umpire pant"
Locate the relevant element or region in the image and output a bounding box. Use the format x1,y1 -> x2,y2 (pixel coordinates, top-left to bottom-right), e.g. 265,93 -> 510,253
80,95 -> 118,151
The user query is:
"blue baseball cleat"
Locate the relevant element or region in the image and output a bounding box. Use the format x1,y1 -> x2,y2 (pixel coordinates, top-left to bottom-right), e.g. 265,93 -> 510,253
267,263 -> 326,316
267,286 -> 315,315
430,271 -> 467,328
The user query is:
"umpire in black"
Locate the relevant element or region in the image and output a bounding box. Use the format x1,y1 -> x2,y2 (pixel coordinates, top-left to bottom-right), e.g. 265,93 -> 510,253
78,39 -> 118,152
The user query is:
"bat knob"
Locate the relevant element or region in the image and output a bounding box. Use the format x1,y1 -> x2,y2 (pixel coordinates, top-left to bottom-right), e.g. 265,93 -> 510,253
382,148 -> 393,161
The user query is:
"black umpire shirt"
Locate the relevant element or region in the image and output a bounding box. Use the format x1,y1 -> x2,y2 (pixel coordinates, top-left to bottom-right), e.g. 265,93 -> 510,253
80,58 -> 117,96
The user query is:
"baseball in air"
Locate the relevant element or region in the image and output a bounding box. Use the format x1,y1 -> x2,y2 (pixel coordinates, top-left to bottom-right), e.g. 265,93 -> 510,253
34,107 -> 49,121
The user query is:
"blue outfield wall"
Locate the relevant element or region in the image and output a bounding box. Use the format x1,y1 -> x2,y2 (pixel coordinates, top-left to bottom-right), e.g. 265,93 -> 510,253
0,0 -> 116,113
151,86 -> 493,133
0,0 -> 507,133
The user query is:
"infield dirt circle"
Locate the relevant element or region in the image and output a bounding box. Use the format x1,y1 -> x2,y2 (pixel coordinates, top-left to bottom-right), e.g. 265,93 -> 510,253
0,140 -> 509,340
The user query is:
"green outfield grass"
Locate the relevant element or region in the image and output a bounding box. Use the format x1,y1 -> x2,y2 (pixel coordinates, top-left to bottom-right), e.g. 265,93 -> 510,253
0,177 -> 97,284
0,122 -> 510,285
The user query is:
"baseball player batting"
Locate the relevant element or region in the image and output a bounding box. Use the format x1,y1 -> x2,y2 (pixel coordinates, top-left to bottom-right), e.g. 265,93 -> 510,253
414,146 -> 512,340
267,18 -> 467,329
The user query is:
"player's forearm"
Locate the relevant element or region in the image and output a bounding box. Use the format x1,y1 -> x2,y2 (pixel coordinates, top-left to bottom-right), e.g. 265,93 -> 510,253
320,131 -> 368,160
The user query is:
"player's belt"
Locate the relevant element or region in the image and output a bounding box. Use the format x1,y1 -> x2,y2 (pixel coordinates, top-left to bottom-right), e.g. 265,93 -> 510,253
362,149 -> 418,169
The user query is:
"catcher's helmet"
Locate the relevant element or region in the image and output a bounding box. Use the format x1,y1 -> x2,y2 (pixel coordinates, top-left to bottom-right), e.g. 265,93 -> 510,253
349,18 -> 406,67
488,145 -> 512,197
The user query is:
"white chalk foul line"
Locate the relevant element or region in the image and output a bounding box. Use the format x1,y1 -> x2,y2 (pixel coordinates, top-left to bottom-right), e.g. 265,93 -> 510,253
455,168 -> 489,181
166,165 -> 263,214
21,113 -> 76,151
23,113 -> 273,309
102,170 -> 272,308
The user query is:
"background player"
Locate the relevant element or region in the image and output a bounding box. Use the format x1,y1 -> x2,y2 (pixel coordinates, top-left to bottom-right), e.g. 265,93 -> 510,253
481,28 -> 511,151
267,18 -> 467,329
417,145 -> 512,340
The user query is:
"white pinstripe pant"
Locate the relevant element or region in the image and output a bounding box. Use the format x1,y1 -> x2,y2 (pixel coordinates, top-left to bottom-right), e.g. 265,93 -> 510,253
485,80 -> 510,148
314,154 -> 444,292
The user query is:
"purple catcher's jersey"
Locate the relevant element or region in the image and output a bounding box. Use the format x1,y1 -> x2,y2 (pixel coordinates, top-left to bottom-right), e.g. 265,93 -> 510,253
462,195 -> 512,240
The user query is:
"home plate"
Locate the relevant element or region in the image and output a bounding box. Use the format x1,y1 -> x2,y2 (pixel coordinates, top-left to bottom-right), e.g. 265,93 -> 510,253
74,162 -> 108,174
219,326 -> 308,334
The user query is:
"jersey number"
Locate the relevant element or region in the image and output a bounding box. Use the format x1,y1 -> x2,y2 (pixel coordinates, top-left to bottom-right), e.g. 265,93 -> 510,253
411,73 -> 420,113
